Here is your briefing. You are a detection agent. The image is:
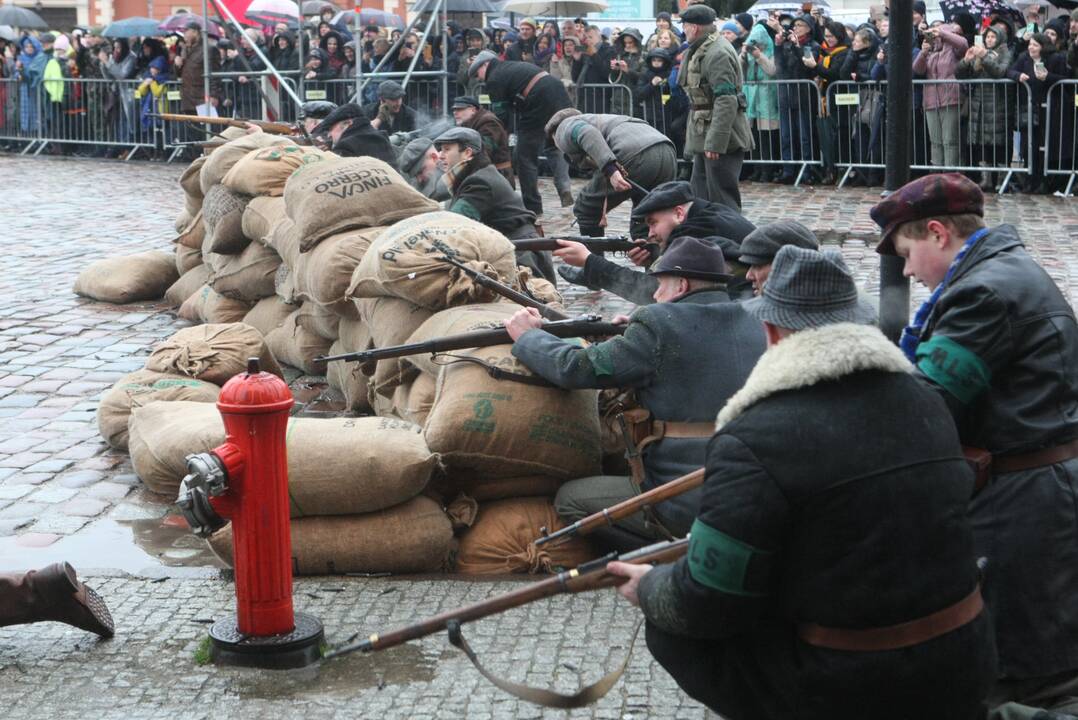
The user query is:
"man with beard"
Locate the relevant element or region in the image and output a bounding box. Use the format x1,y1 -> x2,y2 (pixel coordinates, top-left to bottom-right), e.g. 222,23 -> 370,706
555,180 -> 756,303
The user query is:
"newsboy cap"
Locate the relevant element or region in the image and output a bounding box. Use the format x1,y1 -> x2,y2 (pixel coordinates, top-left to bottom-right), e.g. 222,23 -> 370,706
299,100 -> 337,120
451,95 -> 481,110
311,103 -> 367,135
632,181 -> 696,217
680,5 -> 718,25
378,80 -> 405,100
870,173 -> 984,255
738,220 -> 820,266
434,126 -> 484,154
469,49 -> 498,77
649,237 -> 729,282
743,246 -> 877,330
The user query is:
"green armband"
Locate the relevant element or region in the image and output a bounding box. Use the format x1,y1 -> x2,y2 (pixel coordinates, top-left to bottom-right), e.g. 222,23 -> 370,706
583,342 -> 615,377
915,335 -> 991,404
449,199 -> 482,222
688,519 -> 771,597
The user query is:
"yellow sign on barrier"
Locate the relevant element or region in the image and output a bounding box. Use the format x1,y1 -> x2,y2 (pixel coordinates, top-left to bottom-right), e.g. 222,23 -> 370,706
166,91 -> 181,101
306,89 -> 327,100
835,93 -> 860,106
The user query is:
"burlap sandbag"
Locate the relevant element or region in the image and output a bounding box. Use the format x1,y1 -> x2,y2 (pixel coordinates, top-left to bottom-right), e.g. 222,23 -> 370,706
456,498 -> 595,575
392,373 -> 436,426
178,284 -> 253,324
73,251 -> 179,304
179,155 -> 206,215
348,212 -> 518,310
424,361 -> 601,496
164,265 -> 211,308
266,217 -> 301,268
354,296 -> 434,395
241,196 -> 288,245
242,296 -> 294,336
295,302 -> 340,342
284,156 -> 438,250
515,266 -> 565,310
207,496 -> 455,575
202,185 -> 252,255
199,133 -> 295,195
96,369 -> 219,451
175,244 -> 203,275
222,144 -> 336,197
206,242 -> 281,302
176,210 -> 205,250
174,208 -> 193,235
337,316 -> 370,354
265,310 -> 332,375
129,403 -> 437,514
145,323 -> 283,386
294,227 -> 384,312
401,304 -> 517,380
326,340 -> 370,412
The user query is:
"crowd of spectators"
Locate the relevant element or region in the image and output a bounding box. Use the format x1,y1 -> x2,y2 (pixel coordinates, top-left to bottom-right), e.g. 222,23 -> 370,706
0,2 -> 1075,192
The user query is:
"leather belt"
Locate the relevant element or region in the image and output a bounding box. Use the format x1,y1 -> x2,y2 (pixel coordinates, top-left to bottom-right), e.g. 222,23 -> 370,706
651,420 -> 714,439
521,71 -> 549,99
495,160 -> 513,170
993,437 -> 1078,475
798,584 -> 984,652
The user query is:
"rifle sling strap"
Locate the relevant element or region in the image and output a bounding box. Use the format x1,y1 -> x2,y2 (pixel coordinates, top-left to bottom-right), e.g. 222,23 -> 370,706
431,353 -> 556,388
446,619 -> 643,709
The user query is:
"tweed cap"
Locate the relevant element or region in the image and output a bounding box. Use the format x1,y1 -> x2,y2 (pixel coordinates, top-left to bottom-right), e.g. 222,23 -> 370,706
434,126 -> 483,153
738,220 -> 820,266
451,95 -> 481,110
871,173 -> 984,255
680,5 -> 717,24
632,181 -> 695,217
469,49 -> 498,77
311,103 -> 367,135
300,100 -> 337,120
399,137 -> 434,177
742,246 -> 876,330
649,237 -> 729,282
378,80 -> 405,99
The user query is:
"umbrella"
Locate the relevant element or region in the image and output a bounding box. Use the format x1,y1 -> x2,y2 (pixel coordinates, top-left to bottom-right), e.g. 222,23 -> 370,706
752,0 -> 828,11
415,0 -> 499,12
0,24 -> 17,41
0,4 -> 47,30
245,0 -> 299,22
498,0 -> 608,16
939,0 -> 1027,22
1011,0 -> 1077,9
336,8 -> 405,29
158,12 -> 225,37
102,16 -> 165,38
301,0 -> 335,13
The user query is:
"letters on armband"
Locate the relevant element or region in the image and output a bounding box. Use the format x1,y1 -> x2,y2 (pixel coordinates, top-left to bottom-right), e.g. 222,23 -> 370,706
915,335 -> 991,404
687,519 -> 771,597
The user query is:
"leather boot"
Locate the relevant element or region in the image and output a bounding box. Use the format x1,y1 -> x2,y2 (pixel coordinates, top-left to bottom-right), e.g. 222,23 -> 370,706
559,190 -> 575,208
0,562 -> 114,638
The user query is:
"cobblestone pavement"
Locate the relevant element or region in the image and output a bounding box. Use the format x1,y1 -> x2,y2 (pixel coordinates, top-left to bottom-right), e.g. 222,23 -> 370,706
0,153 -> 1075,718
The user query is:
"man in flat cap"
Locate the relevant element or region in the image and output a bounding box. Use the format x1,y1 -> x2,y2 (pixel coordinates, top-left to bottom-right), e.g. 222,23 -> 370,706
362,80 -> 417,137
738,219 -> 820,295
434,127 -> 553,282
452,95 -> 515,188
299,100 -> 337,136
608,244 -> 996,720
544,107 -> 677,241
555,180 -> 756,303
873,172 -> 1078,718
312,103 -> 397,166
398,136 -> 449,200
679,4 -> 754,211
505,237 -> 765,550
469,49 -> 575,214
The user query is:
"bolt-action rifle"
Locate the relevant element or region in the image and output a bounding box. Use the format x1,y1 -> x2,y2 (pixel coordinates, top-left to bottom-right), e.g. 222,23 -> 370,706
437,256 -> 568,321
316,316 -> 624,365
323,537 -> 689,708
535,468 -> 705,547
512,236 -> 659,260
148,113 -> 297,136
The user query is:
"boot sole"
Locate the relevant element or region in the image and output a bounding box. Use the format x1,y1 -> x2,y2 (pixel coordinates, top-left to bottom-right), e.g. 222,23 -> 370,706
80,584 -> 115,639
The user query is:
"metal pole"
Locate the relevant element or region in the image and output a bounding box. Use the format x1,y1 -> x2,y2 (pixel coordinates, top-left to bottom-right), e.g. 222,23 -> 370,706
201,0 -> 211,112
354,9 -> 361,101
440,0 -> 448,118
880,0 -> 913,343
209,0 -> 304,109
400,4 -> 439,90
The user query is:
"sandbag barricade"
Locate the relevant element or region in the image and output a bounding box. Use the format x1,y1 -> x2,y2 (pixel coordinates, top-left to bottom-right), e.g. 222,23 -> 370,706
455,497 -> 594,574
144,323 -> 283,386
178,284 -> 253,324
73,251 -> 178,304
96,369 -> 219,451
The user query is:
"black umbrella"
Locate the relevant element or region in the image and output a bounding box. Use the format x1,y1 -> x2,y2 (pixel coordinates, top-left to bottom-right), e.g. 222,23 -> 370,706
0,3 -> 48,30
415,0 -> 499,12
939,0 -> 1025,23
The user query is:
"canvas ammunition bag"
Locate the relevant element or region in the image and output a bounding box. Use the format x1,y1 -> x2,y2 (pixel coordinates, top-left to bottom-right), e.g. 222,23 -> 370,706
178,284 -> 253,324
202,185 -> 252,255
222,144 -> 335,197
145,323 -> 283,386
96,369 -> 219,451
164,265 -> 211,308
73,251 -> 179,304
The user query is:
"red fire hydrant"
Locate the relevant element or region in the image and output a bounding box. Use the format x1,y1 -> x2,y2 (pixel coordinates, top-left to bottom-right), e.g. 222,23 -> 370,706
177,358 -> 323,669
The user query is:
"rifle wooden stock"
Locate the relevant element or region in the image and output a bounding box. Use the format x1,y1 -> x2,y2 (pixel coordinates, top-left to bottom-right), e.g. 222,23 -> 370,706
323,537 -> 688,659
148,112 -> 296,135
438,256 -> 568,321
534,468 -> 706,547
316,317 -> 625,365
513,238 -> 658,259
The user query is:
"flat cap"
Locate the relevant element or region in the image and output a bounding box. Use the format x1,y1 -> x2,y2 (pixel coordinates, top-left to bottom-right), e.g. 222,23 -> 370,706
633,180 -> 695,216
399,137 -> 434,177
434,126 -> 484,154
378,80 -> 405,99
468,49 -> 498,77
300,100 -> 338,121
680,5 -> 717,25
870,172 -> 984,255
649,236 -> 729,281
311,103 -> 367,135
738,220 -> 820,266
451,95 -> 481,110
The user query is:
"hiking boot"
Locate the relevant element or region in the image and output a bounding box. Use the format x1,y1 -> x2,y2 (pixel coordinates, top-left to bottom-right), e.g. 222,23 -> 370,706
29,562 -> 114,638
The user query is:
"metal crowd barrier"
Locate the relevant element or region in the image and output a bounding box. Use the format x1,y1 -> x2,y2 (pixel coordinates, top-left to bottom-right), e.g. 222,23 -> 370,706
1044,80 -> 1077,197
738,79 -> 824,186
303,76 -> 448,123
576,83 -> 634,117
825,78 -> 1033,193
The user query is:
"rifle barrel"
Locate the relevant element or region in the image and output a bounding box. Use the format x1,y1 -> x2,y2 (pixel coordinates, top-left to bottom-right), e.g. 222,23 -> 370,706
323,537 -> 688,659
439,256 -> 568,321
535,468 -> 706,547
513,238 -> 658,259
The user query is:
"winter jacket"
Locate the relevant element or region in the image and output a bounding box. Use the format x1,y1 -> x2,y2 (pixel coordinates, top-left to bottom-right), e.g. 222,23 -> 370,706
743,24 -> 779,125
609,28 -> 645,115
178,39 -> 221,112
460,108 -> 514,184
680,31 -> 753,156
446,159 -> 536,238
553,113 -> 672,173
331,116 -> 398,166
912,27 -> 967,109
956,30 -> 1013,145
774,24 -> 821,110
483,58 -> 572,132
637,49 -> 687,130
512,288 -> 765,533
636,322 -> 997,720
504,36 -> 538,64
361,100 -> 417,135
1007,50 -> 1068,123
